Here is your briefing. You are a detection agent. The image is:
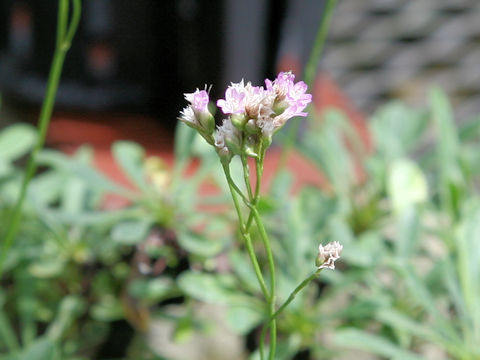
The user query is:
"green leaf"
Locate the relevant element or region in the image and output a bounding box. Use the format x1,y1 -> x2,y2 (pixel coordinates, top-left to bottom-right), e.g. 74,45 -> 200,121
40,207 -> 140,226
173,316 -> 194,343
225,304 -> 263,335
60,146 -> 93,213
90,296 -> 124,322
47,296 -> 85,341
15,337 -> 57,360
455,201 -> 480,338
174,122 -> 197,163
299,108 -> 355,194
29,257 -> 66,278
430,88 -> 459,166
0,303 -> 19,352
112,141 -> 150,192
176,229 -> 224,257
26,170 -> 65,206
0,124 -> 36,163
36,149 -> 132,197
370,101 -> 427,161
392,263 -> 459,343
110,219 -> 153,245
178,271 -> 246,305
429,88 -> 464,216
229,250 -> 260,294
177,217 -> 231,257
341,231 -> 385,267
17,271 -> 36,346
128,278 -> 176,303
377,308 -> 446,346
393,206 -> 421,260
459,113 -> 480,141
333,328 -> 423,360
387,159 -> 428,213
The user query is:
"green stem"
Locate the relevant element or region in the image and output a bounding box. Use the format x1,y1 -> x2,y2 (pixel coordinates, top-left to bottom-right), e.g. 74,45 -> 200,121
222,165 -> 270,301
260,270 -> 321,359
65,0 -> 82,48
249,206 -> 277,360
245,145 -> 264,231
304,0 -> 338,91
0,0 -> 82,278
222,164 -> 250,207
241,155 -> 254,200
277,0 -> 338,173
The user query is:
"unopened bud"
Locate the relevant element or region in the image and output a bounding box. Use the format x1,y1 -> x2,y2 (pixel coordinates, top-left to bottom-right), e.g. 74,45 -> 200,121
198,112 -> 215,134
244,136 -> 259,158
245,119 -> 259,135
231,113 -> 248,130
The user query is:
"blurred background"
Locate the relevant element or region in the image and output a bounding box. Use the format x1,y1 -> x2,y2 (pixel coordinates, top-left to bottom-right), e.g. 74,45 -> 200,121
0,0 -> 478,204
2,0 -> 479,181
1,0 -> 479,125
1,1 -> 480,359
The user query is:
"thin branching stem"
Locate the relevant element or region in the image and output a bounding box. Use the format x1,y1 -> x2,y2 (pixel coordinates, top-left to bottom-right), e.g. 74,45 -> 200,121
0,0 -> 82,278
277,0 -> 338,173
260,269 -> 321,355
222,164 -> 270,301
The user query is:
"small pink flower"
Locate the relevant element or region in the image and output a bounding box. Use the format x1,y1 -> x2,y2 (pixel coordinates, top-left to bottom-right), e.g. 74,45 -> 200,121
217,81 -> 247,114
287,81 -> 312,108
184,89 -> 209,113
265,71 -> 295,97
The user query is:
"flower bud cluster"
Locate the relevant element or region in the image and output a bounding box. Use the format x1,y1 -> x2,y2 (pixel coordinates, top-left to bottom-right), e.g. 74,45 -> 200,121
316,241 -> 343,270
178,88 -> 215,145
179,72 -> 312,163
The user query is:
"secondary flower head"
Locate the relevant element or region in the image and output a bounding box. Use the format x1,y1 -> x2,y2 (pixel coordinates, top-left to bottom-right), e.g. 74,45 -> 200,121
185,88 -> 209,113
267,71 -> 312,120
178,105 -> 197,127
179,87 -> 215,143
316,241 -> 343,270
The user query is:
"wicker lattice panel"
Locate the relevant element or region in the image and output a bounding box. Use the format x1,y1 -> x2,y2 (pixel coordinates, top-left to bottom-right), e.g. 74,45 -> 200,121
323,0 -> 480,119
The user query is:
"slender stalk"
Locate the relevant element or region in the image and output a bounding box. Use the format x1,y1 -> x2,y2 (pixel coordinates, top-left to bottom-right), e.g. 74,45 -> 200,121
277,0 -> 338,173
222,165 -> 270,301
65,0 -> 82,48
245,143 -> 264,233
241,155 -> 254,200
0,0 -> 82,278
260,269 -> 321,359
249,205 -> 277,360
304,0 -> 338,91
241,147 -> 279,360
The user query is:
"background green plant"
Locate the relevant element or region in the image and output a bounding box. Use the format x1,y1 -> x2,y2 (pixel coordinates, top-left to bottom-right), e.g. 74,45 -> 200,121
3,88 -> 480,360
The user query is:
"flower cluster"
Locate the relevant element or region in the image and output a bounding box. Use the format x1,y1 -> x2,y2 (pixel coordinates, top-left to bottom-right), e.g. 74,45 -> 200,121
179,72 -> 312,163
178,87 -> 215,145
316,241 -> 343,270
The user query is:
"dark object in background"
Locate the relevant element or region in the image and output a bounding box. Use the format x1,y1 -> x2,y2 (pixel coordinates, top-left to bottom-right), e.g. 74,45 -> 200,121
93,319 -> 134,359
0,0 -> 223,126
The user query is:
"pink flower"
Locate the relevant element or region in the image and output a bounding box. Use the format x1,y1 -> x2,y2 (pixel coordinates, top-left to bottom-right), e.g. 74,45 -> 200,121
287,81 -> 312,110
180,87 -> 215,142
184,89 -> 209,113
265,72 -> 312,115
265,71 -> 294,98
217,81 -> 247,114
